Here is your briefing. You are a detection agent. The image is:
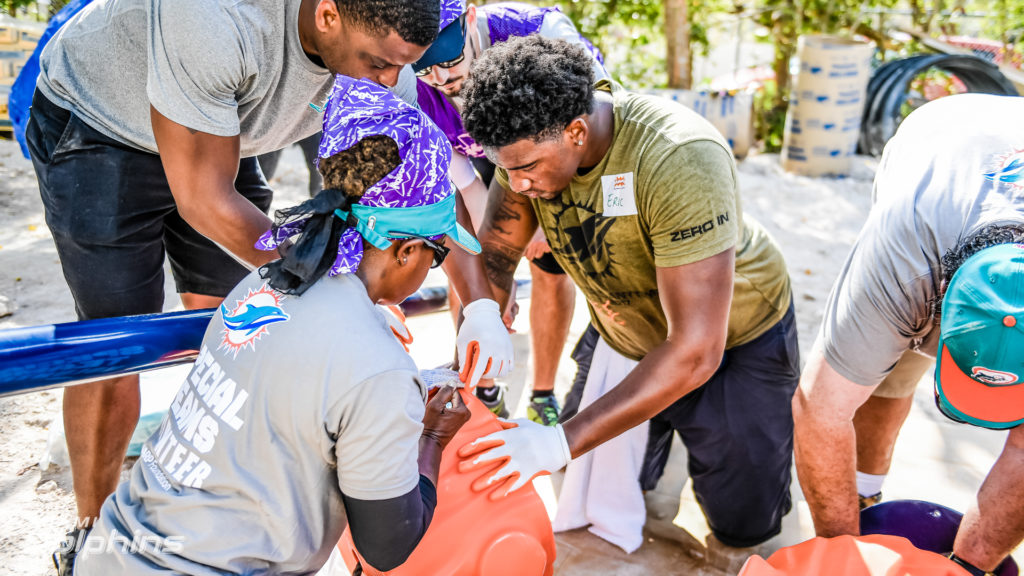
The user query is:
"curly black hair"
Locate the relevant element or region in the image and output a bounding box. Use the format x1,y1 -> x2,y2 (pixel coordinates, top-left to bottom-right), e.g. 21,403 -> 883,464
462,35 -> 595,149
260,135 -> 401,295
336,0 -> 438,46
932,222 -> 1024,316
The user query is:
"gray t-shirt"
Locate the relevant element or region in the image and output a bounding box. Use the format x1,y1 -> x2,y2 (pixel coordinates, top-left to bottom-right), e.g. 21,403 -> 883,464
37,0 -> 414,157
78,272 -> 426,575
821,93 -> 1024,387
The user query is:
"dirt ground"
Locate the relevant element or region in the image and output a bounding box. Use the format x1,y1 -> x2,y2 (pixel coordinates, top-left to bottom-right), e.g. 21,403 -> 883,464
0,138 -> 894,575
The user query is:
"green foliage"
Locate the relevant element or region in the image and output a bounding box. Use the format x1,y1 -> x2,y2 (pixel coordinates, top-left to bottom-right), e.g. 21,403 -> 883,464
5,0 -> 34,17
551,0 -> 1019,151
752,0 -> 894,151
551,0 -> 667,86
977,0 -> 1024,64
551,0 -> 733,87
752,78 -> 787,150
551,0 -> 891,150
554,0 -> 661,39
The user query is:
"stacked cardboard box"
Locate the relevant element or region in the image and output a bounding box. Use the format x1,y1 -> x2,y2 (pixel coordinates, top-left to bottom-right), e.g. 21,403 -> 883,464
0,17 -> 44,132
635,89 -> 754,159
781,35 -> 874,177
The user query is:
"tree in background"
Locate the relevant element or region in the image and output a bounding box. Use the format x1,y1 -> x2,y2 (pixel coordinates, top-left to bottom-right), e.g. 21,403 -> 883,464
665,0 -> 691,87
985,0 -> 1024,63
6,0 -> 34,17
555,0 -> 667,86
554,0 -> 730,88
47,0 -> 70,18
751,0 -> 902,148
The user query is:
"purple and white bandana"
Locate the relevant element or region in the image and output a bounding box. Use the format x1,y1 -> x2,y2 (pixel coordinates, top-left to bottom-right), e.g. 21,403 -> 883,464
440,0 -> 464,31
257,76 -> 456,275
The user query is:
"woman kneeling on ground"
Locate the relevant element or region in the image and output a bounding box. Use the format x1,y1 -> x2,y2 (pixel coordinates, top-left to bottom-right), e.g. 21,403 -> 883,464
71,76 -> 476,576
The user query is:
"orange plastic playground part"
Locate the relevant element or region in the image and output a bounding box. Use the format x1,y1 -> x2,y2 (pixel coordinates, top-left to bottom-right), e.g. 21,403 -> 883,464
336,387 -> 556,576
738,534 -> 972,576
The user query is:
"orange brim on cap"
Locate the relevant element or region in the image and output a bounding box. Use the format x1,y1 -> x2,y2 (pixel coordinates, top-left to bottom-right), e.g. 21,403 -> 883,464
935,343 -> 1024,428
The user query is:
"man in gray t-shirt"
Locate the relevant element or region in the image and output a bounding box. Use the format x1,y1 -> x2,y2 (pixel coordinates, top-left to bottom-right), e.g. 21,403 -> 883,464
793,93 -> 1024,574
30,1 -> 439,571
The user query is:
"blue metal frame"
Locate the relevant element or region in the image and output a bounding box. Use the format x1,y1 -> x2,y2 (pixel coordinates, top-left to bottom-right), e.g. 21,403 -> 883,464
0,280 -> 531,397
0,309 -> 211,397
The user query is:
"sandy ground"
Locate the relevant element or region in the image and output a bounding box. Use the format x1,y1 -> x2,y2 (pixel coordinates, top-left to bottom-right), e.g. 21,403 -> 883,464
0,137 -> 933,575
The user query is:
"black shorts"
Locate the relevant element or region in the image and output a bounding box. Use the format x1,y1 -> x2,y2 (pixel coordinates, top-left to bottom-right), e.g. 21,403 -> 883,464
26,89 -> 273,321
529,251 -> 565,275
561,303 -> 801,547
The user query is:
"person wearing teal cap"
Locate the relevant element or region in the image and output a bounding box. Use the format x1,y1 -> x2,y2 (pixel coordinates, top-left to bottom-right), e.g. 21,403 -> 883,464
793,93 -> 1024,576
936,243 -> 1024,431
70,77 -> 476,576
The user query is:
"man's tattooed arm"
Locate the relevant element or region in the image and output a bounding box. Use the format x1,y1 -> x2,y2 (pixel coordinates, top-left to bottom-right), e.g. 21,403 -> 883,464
477,179 -> 538,311
482,238 -> 522,305
491,200 -> 522,237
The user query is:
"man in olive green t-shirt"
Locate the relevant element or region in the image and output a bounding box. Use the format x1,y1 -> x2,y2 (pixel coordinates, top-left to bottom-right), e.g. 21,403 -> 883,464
456,36 -> 799,551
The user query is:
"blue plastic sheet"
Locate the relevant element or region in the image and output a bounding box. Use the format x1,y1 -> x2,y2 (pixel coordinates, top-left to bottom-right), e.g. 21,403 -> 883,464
10,0 -> 94,158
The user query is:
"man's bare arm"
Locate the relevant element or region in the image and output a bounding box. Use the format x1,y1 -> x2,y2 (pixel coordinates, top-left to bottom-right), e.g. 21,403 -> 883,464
562,248 -> 735,456
792,346 -> 876,537
441,189 -> 498,305
151,106 -> 276,269
476,178 -> 538,310
954,425 -> 1024,571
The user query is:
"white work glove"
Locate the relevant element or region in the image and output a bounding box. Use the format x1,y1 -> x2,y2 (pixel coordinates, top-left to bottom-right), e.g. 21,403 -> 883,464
457,418 -> 572,499
456,298 -> 513,387
377,304 -> 413,352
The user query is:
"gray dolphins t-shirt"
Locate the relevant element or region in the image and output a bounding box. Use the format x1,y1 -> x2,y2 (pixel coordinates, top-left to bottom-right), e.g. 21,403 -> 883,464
820,94 -> 1024,387
77,272 -> 427,575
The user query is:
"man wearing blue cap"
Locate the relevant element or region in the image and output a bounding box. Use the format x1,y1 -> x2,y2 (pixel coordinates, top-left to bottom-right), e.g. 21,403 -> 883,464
793,93 -> 1024,575
414,0 -> 610,425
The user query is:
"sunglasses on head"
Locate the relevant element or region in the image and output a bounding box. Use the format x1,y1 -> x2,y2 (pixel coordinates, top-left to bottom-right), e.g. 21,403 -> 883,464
415,15 -> 468,78
393,232 -> 450,268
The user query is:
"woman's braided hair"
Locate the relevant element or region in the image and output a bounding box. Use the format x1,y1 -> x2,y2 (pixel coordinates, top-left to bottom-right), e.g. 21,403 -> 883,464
260,135 -> 401,295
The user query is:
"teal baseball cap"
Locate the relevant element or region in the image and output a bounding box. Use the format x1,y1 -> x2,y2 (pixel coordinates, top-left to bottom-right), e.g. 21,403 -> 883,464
935,242 -> 1024,429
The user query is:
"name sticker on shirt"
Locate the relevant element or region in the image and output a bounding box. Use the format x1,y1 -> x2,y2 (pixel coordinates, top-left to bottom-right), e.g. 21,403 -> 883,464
601,172 -> 638,217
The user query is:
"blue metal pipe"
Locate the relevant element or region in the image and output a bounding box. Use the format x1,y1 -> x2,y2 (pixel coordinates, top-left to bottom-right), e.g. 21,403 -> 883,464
0,280 -> 530,397
0,309 -> 211,397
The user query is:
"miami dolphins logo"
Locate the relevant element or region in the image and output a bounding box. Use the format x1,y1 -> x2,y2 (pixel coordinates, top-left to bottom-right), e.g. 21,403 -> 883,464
219,284 -> 289,357
971,366 -> 1019,386
984,149 -> 1024,190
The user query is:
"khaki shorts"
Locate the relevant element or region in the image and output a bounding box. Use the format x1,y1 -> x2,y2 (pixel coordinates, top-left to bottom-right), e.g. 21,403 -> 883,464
872,329 -> 939,399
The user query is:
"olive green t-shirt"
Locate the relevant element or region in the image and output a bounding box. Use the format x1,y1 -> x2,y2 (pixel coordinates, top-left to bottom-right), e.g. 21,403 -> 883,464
497,82 -> 791,361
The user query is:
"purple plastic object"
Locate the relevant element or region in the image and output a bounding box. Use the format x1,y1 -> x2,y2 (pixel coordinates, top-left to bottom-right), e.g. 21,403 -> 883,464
860,499 -> 1019,576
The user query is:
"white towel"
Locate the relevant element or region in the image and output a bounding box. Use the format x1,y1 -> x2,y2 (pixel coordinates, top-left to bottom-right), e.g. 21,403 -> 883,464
314,547 -> 350,575
552,336 -> 649,553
